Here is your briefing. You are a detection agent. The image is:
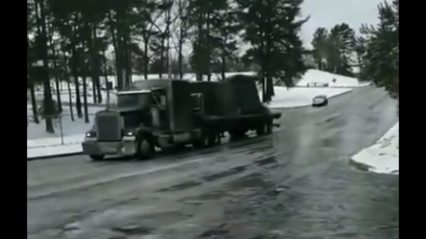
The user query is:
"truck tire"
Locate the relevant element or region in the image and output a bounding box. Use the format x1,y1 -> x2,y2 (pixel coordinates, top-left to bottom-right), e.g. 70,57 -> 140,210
256,123 -> 268,136
230,129 -> 246,140
193,135 -> 209,149
266,121 -> 273,134
90,155 -> 104,161
208,133 -> 220,146
137,138 -> 152,159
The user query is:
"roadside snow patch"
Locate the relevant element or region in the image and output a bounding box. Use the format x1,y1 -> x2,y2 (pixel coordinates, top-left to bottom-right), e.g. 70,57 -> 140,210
28,143 -> 83,158
351,122 -> 399,175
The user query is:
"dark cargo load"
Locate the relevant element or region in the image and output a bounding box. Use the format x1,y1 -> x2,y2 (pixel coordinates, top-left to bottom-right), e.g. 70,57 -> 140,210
189,75 -> 264,118
221,75 -> 263,114
188,82 -> 223,116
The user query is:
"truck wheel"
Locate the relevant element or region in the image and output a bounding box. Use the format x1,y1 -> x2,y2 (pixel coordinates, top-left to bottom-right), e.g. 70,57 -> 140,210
266,121 -> 273,134
90,155 -> 104,161
137,138 -> 152,159
230,129 -> 246,140
208,133 -> 220,146
194,135 -> 209,149
256,123 -> 267,136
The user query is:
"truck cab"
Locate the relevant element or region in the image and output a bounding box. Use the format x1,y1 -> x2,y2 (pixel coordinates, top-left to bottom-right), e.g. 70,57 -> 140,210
82,80 -> 201,160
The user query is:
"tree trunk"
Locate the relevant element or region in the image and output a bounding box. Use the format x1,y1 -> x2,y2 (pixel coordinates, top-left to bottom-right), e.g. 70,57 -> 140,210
124,29 -> 132,87
206,13 -> 211,82
49,45 -> 63,112
82,74 -> 89,123
103,50 -> 110,105
36,0 -> 54,133
262,75 -> 266,103
63,55 -> 75,121
85,22 -> 97,104
71,46 -> 83,118
122,28 -> 129,87
95,76 -> 102,103
107,10 -> 123,90
67,76 -> 75,121
195,11 -> 203,82
116,10 -> 127,89
144,38 -> 149,80
266,75 -> 274,102
29,83 -> 40,124
166,5 -> 172,79
92,78 -> 97,103
178,0 -> 184,79
221,43 -> 226,80
54,71 -> 62,112
47,21 -> 63,113
159,35 -> 165,79
178,36 -> 183,79
28,33 -> 40,124
92,25 -> 102,103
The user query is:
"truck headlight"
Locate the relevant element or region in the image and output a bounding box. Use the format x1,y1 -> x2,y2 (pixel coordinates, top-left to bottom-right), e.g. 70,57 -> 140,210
86,131 -> 96,138
124,131 -> 134,136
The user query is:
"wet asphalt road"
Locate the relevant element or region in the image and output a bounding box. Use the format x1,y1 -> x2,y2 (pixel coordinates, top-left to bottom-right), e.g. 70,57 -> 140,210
27,86 -> 399,239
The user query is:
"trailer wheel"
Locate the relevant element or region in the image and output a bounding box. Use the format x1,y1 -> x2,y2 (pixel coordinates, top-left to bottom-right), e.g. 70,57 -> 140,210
137,138 -> 152,159
90,155 -> 104,161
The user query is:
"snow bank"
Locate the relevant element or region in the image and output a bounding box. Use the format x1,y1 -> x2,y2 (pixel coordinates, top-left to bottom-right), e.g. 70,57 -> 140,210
265,86 -> 352,108
296,69 -> 370,88
351,122 -> 399,175
28,143 -> 83,158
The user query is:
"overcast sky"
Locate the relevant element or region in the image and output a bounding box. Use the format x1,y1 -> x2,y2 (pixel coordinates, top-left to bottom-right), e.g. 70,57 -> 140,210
300,0 -> 384,49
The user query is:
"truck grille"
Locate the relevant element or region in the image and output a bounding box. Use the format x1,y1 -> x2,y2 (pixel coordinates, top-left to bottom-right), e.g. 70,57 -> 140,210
95,111 -> 122,141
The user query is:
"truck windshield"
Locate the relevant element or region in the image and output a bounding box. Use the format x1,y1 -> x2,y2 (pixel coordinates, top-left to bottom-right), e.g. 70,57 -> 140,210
117,93 -> 151,109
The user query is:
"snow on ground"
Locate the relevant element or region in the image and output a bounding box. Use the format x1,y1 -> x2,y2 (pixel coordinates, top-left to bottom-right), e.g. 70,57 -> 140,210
351,122 -> 399,175
265,86 -> 352,109
296,69 -> 370,87
27,106 -> 104,158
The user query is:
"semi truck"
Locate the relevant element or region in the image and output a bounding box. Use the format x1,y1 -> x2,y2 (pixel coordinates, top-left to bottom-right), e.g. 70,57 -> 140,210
82,75 -> 281,160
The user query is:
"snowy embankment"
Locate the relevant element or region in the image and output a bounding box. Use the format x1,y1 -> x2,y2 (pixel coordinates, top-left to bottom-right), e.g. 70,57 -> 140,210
350,122 -> 399,175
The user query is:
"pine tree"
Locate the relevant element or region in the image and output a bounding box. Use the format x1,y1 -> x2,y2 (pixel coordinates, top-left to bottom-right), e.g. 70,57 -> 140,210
213,0 -> 241,80
237,0 -> 308,102
188,0 -> 228,81
360,0 -> 398,98
328,23 -> 356,76
311,27 -> 328,70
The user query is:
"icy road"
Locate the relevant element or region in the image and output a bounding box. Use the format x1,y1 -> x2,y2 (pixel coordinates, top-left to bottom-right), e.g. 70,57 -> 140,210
27,85 -> 398,239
